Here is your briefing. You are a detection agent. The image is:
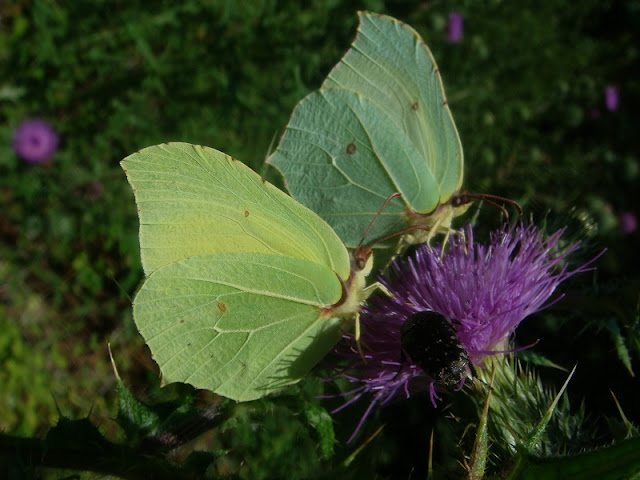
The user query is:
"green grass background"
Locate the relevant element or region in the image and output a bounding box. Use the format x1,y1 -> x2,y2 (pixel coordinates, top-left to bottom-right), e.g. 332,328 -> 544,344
1,0 -> 638,478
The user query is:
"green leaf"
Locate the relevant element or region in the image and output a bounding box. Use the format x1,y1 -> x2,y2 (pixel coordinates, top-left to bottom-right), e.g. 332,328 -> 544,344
116,380 -> 161,441
516,349 -> 569,371
507,437 -> 640,480
45,416 -> 112,452
2,416 -> 208,480
522,365 -> 577,453
605,318 -> 634,377
303,403 -> 335,460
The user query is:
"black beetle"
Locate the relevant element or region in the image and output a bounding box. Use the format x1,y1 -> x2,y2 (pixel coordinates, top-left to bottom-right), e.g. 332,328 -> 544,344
401,310 -> 471,388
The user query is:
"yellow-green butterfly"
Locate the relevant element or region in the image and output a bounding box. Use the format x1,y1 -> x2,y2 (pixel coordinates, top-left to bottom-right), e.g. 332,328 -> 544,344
268,12 -> 471,249
121,143 -> 381,401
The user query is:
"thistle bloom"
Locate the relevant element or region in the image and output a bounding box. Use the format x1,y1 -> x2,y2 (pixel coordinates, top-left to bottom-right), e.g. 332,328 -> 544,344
332,224 -> 601,440
619,211 -> 637,235
447,12 -> 464,43
12,118 -> 59,164
605,85 -> 619,112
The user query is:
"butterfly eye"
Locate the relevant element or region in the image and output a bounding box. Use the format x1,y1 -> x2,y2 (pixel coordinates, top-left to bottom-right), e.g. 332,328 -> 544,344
352,245 -> 372,272
451,193 -> 471,208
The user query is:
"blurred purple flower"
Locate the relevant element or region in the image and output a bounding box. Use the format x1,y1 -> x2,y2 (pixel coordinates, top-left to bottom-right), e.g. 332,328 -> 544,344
12,118 -> 59,164
605,85 -> 619,112
332,224 -> 601,440
619,211 -> 637,235
447,12 -> 464,43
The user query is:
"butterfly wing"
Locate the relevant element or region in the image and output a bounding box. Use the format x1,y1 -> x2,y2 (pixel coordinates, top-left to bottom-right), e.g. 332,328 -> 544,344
268,88 -> 442,247
122,142 -> 350,278
323,12 -> 463,199
134,252 -> 344,401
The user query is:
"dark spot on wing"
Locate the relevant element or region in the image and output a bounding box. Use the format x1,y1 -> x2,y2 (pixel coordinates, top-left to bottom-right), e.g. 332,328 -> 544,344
346,143 -> 357,155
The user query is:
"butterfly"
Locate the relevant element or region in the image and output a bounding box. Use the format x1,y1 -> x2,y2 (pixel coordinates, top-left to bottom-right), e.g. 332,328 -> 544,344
121,143 -> 384,401
268,12 -> 472,250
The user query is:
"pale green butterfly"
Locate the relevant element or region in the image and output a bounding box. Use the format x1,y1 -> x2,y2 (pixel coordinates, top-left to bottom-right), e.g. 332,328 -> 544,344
268,12 -> 472,249
121,143 -> 383,402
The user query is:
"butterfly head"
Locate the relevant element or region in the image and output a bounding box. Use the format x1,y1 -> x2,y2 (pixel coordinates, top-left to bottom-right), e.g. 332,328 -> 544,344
352,244 -> 374,275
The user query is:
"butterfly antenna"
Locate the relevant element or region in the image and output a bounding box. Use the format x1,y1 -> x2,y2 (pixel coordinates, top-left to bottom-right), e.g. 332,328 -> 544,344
482,198 -> 510,221
367,224 -> 432,249
457,192 -> 523,222
356,192 -> 403,251
355,192 -> 433,250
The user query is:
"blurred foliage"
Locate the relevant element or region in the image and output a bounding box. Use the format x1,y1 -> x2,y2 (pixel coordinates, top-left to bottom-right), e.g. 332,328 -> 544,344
0,0 -> 639,478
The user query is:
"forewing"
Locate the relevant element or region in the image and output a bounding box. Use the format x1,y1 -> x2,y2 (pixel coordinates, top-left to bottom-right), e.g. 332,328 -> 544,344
133,252 -> 344,401
323,12 -> 463,206
270,88 -> 440,247
121,143 -> 350,278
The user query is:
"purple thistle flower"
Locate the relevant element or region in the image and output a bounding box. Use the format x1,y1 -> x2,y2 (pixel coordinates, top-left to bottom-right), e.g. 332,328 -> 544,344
447,12 -> 464,43
605,85 -> 619,112
619,211 -> 637,235
12,118 -> 59,164
331,224 -> 601,441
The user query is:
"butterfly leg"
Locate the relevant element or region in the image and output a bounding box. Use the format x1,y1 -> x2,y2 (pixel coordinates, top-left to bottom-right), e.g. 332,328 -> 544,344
362,281 -> 392,299
441,227 -> 467,256
354,282 -> 392,362
354,312 -> 367,362
439,228 -> 451,258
